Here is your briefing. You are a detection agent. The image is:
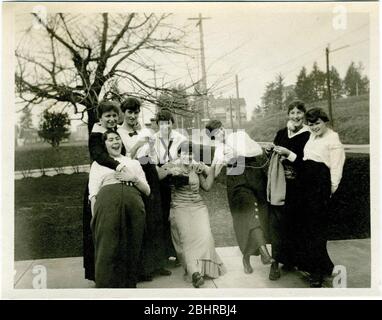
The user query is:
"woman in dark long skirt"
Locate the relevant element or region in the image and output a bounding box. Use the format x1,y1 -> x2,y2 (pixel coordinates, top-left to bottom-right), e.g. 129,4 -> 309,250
205,120 -> 274,274
117,98 -> 171,279
89,130 -> 150,287
297,108 -> 345,287
83,100 -> 126,281
266,101 -> 310,280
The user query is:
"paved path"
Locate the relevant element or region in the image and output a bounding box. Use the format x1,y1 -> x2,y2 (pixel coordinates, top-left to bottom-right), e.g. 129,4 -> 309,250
14,239 -> 370,289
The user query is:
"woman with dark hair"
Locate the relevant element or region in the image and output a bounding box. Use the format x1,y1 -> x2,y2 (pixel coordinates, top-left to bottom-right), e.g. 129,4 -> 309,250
163,141 -> 226,288
117,98 -> 172,281
205,120 -> 274,275
266,100 -> 310,281
151,108 -> 188,261
89,130 -> 150,287
298,107 -> 345,287
83,100 -> 133,281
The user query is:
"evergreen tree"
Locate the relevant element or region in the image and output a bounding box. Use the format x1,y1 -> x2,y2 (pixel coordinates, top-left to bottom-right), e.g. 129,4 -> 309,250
344,61 -> 369,96
295,67 -> 314,103
38,110 -> 71,148
309,62 -> 326,101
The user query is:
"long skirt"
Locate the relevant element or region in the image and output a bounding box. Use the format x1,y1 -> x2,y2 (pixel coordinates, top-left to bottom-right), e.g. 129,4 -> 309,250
296,160 -> 334,277
269,178 -> 305,266
91,184 -> 145,288
169,204 -> 226,280
226,156 -> 270,256
159,176 -> 177,258
139,162 -> 168,275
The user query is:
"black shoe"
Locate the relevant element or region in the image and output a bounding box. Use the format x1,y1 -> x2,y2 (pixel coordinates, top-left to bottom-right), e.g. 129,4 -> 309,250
157,268 -> 172,276
192,272 -> 204,288
269,262 -> 281,281
310,274 -> 323,288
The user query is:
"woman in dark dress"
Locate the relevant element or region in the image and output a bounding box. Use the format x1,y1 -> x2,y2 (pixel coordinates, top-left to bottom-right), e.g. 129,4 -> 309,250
266,101 -> 310,281
83,100 -> 128,280
298,108 -> 345,287
117,98 -> 171,280
206,120 -> 274,275
89,130 -> 150,287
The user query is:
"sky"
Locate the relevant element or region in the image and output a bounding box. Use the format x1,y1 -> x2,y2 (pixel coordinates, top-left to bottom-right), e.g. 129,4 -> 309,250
13,3 -> 371,129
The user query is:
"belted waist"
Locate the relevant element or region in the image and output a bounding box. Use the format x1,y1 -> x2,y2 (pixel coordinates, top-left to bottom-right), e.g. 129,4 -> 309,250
101,175 -> 135,188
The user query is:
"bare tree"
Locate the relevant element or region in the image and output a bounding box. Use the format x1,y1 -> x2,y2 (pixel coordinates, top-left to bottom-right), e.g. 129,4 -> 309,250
15,12 -> 201,133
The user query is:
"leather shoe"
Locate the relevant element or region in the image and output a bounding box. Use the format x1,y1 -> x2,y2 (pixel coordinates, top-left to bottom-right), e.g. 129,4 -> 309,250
192,272 -> 204,288
269,262 -> 281,281
157,268 -> 172,276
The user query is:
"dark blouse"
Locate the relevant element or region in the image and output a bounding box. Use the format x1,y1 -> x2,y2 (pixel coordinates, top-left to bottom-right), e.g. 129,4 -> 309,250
273,127 -> 310,179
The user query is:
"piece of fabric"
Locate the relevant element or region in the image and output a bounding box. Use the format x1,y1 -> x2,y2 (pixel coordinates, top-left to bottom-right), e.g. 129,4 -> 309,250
267,152 -> 286,206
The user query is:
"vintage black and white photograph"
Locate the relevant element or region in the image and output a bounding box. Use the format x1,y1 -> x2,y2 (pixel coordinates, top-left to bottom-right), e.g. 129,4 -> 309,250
2,1 -> 380,298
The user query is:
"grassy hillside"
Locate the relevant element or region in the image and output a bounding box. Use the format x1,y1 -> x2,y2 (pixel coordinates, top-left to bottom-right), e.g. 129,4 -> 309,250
247,95 -> 369,144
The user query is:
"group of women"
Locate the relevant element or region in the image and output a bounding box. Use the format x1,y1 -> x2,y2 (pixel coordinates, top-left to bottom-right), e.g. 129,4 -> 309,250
83,98 -> 226,288
83,97 -> 345,289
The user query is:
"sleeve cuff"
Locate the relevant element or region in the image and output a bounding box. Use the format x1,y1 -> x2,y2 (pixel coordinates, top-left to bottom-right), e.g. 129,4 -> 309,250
287,151 -> 297,162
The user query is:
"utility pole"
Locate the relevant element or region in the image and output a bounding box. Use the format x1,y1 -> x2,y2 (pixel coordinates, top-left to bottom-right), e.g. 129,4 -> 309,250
229,97 -> 234,129
325,46 -> 334,128
188,14 -> 211,121
235,74 -> 242,127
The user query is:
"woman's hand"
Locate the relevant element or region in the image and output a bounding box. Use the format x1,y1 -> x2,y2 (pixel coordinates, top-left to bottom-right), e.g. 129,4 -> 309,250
265,143 -> 275,153
114,171 -> 138,183
192,162 -> 206,174
273,146 -> 291,157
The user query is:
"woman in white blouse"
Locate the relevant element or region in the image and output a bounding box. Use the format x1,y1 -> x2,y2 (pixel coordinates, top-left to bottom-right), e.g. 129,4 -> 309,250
89,130 -> 150,288
297,107 -> 345,287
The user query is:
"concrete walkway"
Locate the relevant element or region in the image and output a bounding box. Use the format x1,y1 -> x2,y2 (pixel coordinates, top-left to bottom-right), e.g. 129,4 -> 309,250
14,239 -> 370,289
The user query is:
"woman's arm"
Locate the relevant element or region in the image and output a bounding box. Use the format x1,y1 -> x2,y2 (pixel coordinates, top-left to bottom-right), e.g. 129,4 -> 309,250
329,137 -> 346,194
133,163 -> 151,196
199,164 -> 216,191
89,132 -> 123,171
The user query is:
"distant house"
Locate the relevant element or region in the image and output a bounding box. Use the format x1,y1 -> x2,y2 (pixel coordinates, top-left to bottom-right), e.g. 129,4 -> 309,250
208,95 -> 247,125
72,123 -> 89,141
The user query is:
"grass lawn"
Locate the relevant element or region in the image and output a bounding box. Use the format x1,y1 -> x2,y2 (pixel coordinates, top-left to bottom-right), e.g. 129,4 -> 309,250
14,173 -> 236,261
15,153 -> 369,261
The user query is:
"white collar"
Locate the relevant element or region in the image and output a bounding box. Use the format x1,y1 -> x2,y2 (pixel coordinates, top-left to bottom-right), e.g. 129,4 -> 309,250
92,123 -> 107,134
287,125 -> 309,138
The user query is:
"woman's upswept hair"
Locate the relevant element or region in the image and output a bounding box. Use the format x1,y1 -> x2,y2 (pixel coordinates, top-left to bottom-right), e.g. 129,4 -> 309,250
205,119 -> 223,140
102,129 -> 120,143
156,108 -> 175,124
177,140 -> 195,156
97,100 -> 121,120
287,100 -> 306,114
305,107 -> 330,123
120,97 -> 141,113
